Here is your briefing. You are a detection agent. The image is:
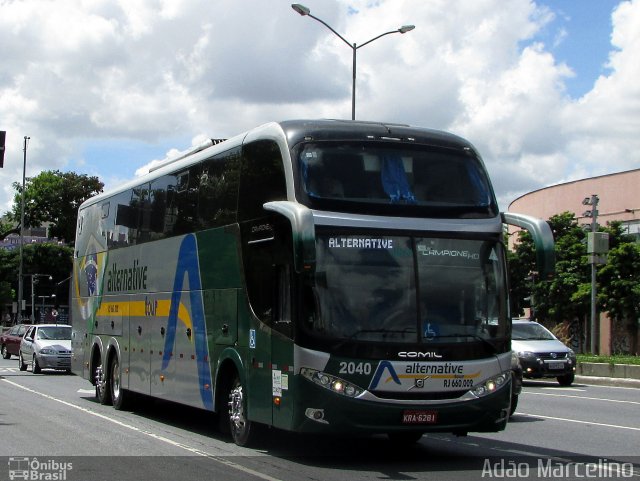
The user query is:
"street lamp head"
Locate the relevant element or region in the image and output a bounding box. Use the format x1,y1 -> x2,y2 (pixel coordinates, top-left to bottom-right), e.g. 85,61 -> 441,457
398,25 -> 415,34
291,3 -> 310,16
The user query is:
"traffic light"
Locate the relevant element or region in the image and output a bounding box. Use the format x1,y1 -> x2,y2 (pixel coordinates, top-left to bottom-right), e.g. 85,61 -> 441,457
0,131 -> 6,168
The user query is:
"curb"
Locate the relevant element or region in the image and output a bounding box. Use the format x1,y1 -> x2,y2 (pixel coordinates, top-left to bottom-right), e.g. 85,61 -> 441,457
575,375 -> 640,389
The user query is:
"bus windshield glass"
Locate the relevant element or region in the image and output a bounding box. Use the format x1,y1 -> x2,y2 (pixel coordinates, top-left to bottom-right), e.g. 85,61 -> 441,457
295,142 -> 497,218
306,234 -> 508,344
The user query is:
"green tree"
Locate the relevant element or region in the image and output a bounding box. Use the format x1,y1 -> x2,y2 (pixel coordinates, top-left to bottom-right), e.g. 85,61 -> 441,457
509,214 -> 640,354
598,241 -> 640,354
0,243 -> 73,322
0,248 -> 19,318
6,170 -> 103,244
509,212 -> 590,324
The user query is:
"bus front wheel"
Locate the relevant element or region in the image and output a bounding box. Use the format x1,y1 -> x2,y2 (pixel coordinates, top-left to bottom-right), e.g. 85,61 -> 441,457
227,376 -> 254,446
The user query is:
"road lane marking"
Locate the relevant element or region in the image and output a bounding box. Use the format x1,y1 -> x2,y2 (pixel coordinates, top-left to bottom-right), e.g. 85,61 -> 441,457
540,387 -> 585,392
519,412 -> 640,431
524,391 -> 640,405
2,378 -> 284,481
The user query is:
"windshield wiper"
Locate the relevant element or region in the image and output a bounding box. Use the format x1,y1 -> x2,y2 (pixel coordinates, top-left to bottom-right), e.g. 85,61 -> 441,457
431,333 -> 499,354
334,328 -> 415,350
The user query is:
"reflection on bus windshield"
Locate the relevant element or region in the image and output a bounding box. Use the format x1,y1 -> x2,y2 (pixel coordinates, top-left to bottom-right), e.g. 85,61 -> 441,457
308,235 -> 507,343
298,143 -> 493,209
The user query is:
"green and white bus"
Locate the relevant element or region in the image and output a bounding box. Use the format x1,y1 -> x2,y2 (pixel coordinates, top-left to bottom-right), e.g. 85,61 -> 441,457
71,120 -> 554,445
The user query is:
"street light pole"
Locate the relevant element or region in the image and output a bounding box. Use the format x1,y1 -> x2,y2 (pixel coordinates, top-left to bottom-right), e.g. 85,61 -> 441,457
291,3 -> 414,120
29,274 -> 52,323
18,136 -> 30,322
582,194 -> 599,354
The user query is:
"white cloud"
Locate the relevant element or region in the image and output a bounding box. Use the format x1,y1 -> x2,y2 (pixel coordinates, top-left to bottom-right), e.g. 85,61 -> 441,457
1,0 -> 639,215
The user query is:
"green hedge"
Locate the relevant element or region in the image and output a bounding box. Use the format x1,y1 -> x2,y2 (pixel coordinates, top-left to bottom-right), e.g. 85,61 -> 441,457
577,354 -> 640,366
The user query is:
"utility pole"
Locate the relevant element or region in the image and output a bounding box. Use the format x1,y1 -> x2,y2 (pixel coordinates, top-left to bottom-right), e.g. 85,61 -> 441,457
18,136 -> 30,322
582,195 -> 608,354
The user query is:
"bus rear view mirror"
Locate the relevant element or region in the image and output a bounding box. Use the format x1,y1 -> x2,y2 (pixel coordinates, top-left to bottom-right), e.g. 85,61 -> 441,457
502,212 -> 555,278
264,201 -> 316,274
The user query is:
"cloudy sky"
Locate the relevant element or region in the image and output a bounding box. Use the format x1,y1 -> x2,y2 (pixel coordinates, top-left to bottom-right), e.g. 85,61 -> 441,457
1,0 -> 638,214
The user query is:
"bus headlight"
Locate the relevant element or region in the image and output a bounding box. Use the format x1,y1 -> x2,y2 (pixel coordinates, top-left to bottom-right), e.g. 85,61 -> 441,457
300,368 -> 364,398
470,372 -> 509,398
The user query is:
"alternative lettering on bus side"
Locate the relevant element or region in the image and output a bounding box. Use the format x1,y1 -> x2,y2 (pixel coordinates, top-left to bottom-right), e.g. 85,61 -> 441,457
106,259 -> 148,293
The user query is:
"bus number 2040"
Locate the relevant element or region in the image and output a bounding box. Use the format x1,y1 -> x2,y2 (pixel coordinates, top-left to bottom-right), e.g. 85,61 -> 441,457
339,362 -> 372,375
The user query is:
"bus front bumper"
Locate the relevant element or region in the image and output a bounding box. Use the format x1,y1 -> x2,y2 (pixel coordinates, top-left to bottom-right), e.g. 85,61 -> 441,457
292,377 -> 512,436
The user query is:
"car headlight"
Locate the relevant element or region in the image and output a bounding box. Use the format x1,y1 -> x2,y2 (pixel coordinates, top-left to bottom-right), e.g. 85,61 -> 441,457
470,372 -> 509,398
300,368 -> 364,398
39,348 -> 57,355
518,351 -> 537,359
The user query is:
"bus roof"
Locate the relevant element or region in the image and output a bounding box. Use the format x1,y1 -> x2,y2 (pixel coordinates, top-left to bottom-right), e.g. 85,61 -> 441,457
79,119 -> 480,211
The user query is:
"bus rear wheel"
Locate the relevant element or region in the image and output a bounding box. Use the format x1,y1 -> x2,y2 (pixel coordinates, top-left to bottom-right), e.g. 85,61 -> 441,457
110,355 -> 130,410
227,376 -> 254,446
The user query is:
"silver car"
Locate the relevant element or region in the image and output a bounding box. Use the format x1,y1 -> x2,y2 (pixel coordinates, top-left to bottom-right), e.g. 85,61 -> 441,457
511,319 -> 576,386
19,324 -> 72,374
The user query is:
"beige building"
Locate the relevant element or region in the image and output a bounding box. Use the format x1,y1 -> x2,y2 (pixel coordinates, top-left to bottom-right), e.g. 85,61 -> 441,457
509,168 -> 640,240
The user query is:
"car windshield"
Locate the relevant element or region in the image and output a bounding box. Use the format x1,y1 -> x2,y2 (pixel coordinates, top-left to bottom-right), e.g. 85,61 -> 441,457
36,326 -> 72,341
512,322 -> 556,341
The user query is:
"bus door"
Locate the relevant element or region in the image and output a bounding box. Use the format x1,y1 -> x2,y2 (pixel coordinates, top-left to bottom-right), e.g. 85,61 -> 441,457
270,263 -> 294,430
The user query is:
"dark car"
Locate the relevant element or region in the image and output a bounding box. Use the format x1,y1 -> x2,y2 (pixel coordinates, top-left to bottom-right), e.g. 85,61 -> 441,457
1,324 -> 31,359
512,319 -> 576,386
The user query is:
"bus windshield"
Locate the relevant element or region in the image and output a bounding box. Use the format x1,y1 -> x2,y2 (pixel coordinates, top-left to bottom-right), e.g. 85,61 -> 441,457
295,142 -> 497,218
306,234 -> 508,344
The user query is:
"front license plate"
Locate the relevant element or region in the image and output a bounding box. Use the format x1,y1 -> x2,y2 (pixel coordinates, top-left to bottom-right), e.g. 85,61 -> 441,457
402,410 -> 438,425
547,361 -> 565,370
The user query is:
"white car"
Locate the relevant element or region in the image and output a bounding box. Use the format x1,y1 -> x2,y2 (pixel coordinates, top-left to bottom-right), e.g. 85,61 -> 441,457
19,324 -> 72,374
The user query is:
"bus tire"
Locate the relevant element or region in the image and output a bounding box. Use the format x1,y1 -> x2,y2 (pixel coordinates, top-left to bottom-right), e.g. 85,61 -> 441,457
510,393 -> 519,416
110,355 -> 130,410
227,375 -> 254,446
95,358 -> 112,405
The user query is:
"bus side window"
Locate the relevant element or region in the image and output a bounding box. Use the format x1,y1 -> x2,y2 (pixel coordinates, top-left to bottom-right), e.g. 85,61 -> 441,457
198,147 -> 240,229
110,190 -> 137,248
173,167 -> 199,236
238,140 -> 287,221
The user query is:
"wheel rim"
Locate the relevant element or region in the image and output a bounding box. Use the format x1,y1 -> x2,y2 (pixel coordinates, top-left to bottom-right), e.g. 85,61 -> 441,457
1,346 -> 6,357
95,364 -> 106,398
229,383 -> 247,437
111,359 -> 121,401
